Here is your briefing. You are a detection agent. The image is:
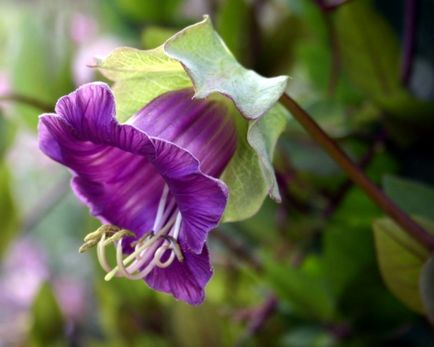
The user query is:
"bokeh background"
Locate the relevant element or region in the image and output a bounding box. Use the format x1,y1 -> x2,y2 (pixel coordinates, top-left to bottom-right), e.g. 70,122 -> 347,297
1,0 -> 434,346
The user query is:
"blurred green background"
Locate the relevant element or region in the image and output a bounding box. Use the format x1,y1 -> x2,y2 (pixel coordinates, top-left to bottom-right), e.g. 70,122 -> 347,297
1,0 -> 434,346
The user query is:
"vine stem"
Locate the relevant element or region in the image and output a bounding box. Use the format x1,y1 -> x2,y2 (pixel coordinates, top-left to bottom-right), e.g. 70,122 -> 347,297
0,94 -> 52,112
401,0 -> 420,86
279,93 -> 434,250
314,0 -> 353,12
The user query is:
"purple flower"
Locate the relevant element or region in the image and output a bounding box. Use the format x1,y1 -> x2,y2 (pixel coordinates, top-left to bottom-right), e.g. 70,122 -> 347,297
38,82 -> 236,304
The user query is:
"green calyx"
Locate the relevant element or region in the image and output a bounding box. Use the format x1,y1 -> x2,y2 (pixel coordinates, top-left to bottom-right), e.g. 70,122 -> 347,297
97,16 -> 289,222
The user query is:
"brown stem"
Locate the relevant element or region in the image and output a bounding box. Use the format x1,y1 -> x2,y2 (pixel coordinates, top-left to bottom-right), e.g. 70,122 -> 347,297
0,94 -> 52,112
280,93 -> 434,250
314,0 -> 354,12
322,131 -> 385,218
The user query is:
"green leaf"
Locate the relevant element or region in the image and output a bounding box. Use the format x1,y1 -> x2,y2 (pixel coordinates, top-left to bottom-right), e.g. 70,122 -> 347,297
97,46 -> 192,122
380,89 -> 434,123
264,256 -> 335,321
334,1 -> 401,100
383,175 -> 434,220
420,256 -> 434,324
30,282 -> 65,347
373,217 -> 434,313
0,163 -> 18,258
334,1 -> 434,125
323,189 -> 378,297
164,16 -> 288,120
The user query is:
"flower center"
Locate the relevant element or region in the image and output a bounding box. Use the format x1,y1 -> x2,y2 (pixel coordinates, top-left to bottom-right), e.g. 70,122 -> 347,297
81,184 -> 184,281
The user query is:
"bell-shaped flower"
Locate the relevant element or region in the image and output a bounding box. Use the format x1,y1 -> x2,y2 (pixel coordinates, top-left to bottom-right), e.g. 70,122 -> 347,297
38,16 -> 289,305
39,83 -> 236,304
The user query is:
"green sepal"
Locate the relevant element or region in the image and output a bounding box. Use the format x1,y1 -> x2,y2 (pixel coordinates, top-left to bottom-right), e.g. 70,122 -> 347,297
97,16 -> 289,222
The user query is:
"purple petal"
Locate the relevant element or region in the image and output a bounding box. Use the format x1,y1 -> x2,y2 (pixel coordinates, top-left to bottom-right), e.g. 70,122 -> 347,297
39,114 -> 161,235
152,138 -> 227,253
130,88 -> 237,178
55,82 -> 116,140
145,245 -> 212,305
39,83 -> 156,236
171,174 -> 227,254
39,114 -> 76,164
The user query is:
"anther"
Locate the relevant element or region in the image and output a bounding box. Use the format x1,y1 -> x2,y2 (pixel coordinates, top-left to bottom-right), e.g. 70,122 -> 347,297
103,229 -> 135,246
84,224 -> 120,242
79,239 -> 99,253
131,231 -> 154,248
168,238 -> 184,262
162,235 -> 184,262
79,224 -> 122,253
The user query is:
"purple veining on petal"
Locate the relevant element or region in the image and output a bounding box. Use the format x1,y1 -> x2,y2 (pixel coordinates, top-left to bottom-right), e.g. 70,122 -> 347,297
168,171 -> 228,253
130,88 -> 237,178
145,244 -> 212,305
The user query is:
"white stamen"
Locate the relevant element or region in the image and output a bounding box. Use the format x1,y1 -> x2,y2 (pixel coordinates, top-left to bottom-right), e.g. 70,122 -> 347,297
97,234 -> 114,273
160,198 -> 176,227
115,238 -> 156,280
126,242 -> 157,274
171,212 -> 182,240
152,185 -> 169,231
122,259 -> 157,280
116,239 -> 131,278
